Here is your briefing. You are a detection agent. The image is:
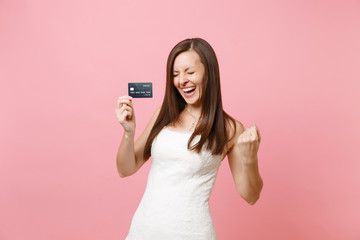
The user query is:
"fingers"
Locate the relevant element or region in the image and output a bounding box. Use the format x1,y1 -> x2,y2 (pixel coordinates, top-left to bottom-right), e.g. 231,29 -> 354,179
120,103 -> 133,113
120,104 -> 133,117
117,96 -> 133,109
238,124 -> 261,144
116,105 -> 133,122
254,123 -> 261,142
115,96 -> 134,122
116,96 -> 133,116
250,125 -> 257,141
238,129 -> 251,143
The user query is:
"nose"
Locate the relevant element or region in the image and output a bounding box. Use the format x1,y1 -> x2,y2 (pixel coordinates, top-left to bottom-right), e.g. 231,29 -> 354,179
178,73 -> 189,86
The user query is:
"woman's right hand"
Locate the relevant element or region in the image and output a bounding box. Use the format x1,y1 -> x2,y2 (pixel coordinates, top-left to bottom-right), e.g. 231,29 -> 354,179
115,96 -> 136,134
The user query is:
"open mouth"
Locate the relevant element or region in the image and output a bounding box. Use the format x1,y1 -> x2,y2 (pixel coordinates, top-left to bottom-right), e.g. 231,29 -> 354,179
182,87 -> 196,97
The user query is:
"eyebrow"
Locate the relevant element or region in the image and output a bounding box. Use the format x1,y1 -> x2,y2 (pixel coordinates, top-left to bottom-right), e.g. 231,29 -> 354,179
173,67 -> 193,72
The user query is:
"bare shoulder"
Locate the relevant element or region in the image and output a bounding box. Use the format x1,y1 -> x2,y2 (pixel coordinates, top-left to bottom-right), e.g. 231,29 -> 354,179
134,106 -> 161,164
226,118 -> 245,140
136,106 -> 161,141
153,106 -> 161,119
145,106 -> 161,131
225,118 -> 245,153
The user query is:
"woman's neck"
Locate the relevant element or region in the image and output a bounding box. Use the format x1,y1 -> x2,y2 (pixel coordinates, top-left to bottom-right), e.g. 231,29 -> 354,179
185,105 -> 202,119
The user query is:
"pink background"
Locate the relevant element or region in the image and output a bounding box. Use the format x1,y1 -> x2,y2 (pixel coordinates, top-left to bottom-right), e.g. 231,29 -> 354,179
1,0 -> 359,239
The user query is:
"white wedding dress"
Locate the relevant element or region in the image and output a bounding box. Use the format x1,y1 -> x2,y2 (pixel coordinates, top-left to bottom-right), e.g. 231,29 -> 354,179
125,126 -> 223,240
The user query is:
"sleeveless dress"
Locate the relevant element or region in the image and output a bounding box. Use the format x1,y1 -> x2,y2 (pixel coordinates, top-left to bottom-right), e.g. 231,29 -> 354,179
125,126 -> 223,240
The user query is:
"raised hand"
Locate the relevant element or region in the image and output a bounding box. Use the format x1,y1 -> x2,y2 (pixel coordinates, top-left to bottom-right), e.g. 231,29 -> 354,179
115,96 -> 136,134
237,123 -> 261,164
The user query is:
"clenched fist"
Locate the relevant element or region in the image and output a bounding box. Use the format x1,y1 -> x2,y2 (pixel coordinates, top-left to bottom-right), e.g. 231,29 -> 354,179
115,96 -> 136,134
237,123 -> 261,164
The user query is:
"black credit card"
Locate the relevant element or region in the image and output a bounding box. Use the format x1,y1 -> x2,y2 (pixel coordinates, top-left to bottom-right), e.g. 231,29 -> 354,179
128,82 -> 153,98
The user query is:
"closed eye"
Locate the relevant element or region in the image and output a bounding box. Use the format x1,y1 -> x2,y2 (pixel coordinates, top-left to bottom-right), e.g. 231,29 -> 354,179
188,72 -> 195,75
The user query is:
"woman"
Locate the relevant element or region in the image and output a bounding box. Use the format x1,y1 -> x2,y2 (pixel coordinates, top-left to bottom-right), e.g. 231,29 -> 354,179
115,38 -> 263,240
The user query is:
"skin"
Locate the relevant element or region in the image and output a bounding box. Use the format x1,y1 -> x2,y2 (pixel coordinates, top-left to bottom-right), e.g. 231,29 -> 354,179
173,50 -> 204,122
115,50 -> 263,205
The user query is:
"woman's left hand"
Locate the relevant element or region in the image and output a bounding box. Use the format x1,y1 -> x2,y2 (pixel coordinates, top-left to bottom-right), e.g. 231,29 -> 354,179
237,123 -> 261,164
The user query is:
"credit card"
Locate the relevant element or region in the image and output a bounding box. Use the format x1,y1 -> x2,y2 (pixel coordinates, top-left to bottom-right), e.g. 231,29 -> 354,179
128,82 -> 153,98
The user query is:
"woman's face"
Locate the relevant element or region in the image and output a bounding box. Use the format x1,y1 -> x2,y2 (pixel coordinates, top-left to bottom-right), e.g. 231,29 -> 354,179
173,50 -> 205,107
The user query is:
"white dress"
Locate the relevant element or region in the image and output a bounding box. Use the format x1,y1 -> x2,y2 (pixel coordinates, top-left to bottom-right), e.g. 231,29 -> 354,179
125,126 -> 223,240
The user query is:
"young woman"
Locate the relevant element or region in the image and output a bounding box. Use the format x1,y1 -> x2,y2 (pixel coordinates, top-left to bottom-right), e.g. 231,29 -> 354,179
115,38 -> 263,240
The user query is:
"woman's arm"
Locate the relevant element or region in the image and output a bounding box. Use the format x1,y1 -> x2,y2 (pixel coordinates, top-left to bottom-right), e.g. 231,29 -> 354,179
115,95 -> 160,177
227,121 -> 263,205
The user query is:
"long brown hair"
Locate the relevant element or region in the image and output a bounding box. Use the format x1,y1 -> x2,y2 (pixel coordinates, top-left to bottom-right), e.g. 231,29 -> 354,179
144,38 -> 236,160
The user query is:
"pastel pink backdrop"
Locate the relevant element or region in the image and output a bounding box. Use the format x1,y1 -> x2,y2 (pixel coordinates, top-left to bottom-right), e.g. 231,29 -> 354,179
0,0 -> 359,239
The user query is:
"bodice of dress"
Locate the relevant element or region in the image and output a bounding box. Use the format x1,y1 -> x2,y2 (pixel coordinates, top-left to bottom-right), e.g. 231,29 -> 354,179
125,126 -> 222,240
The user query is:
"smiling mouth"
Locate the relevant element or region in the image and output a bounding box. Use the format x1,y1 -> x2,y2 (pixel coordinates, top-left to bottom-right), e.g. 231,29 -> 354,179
182,87 -> 196,95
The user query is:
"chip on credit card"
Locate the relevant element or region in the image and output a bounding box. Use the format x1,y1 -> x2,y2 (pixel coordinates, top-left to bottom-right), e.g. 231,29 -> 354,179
128,82 -> 153,98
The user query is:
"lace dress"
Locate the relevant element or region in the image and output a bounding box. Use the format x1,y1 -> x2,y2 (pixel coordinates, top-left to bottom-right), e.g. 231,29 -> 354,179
125,126 -> 223,240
